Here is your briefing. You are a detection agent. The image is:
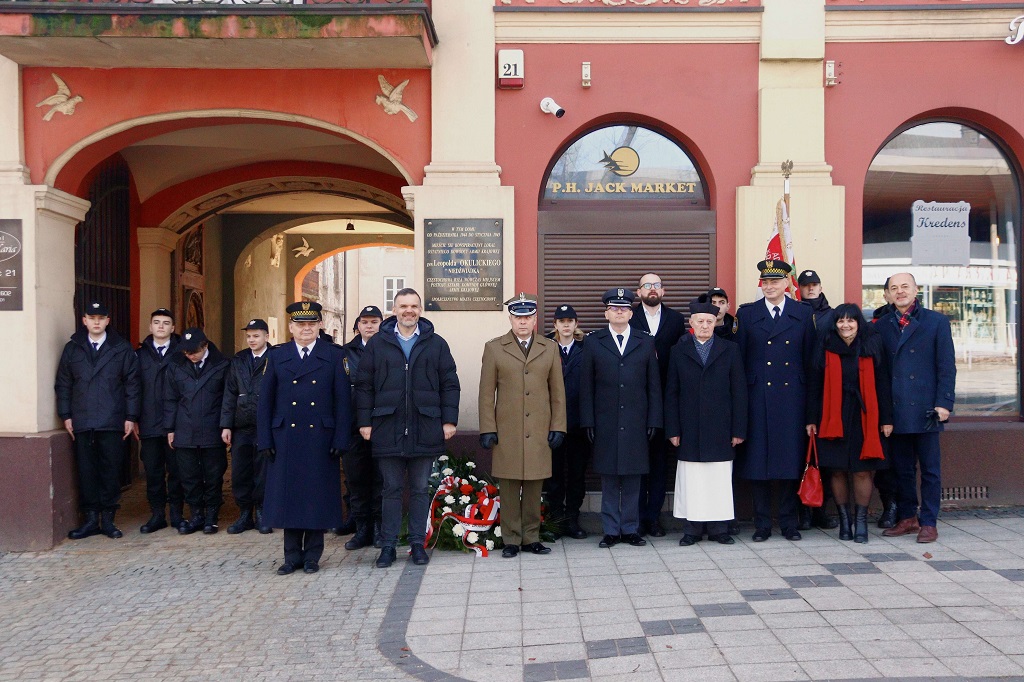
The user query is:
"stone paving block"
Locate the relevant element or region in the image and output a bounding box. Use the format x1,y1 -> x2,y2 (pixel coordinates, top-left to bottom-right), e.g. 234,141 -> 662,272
867,655 -> 954,678
820,562 -> 882,575
861,551 -> 917,562
654,647 -> 728,670
783,574 -> 842,588
586,652 -> 657,677
798,658 -> 880,680
927,559 -> 989,571
728,661 -> 808,682
692,602 -> 756,617
522,658 -> 589,682
522,643 -> 587,665
996,568 -> 1024,582
739,588 -> 801,602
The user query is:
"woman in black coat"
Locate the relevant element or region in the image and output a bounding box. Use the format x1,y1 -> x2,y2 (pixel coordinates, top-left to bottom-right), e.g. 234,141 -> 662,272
806,304 -> 893,544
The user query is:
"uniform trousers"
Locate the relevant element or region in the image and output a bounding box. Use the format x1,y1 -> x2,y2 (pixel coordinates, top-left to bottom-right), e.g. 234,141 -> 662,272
683,520 -> 728,538
229,432 -> 266,509
639,435 -> 671,526
497,478 -> 544,546
874,466 -> 898,500
890,432 -> 942,527
283,529 -> 325,566
544,430 -> 589,519
140,436 -> 183,510
600,474 -> 641,535
342,438 -> 383,524
750,479 -> 800,531
176,445 -> 228,512
378,455 -> 433,548
74,430 -> 124,512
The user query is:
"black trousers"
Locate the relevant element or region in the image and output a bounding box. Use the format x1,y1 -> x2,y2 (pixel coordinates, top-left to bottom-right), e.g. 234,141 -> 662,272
874,466 -> 898,499
341,438 -> 382,524
176,445 -> 227,512
544,429 -> 589,518
140,436 -> 183,510
283,529 -> 325,566
74,430 -> 124,512
750,479 -> 800,532
639,434 -> 671,525
683,519 -> 728,538
230,437 -> 267,509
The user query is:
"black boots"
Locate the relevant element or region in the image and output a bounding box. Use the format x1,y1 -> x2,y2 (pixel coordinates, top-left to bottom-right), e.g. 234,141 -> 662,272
567,515 -> 588,540
227,507 -> 254,535
373,521 -> 384,549
812,506 -> 839,530
169,502 -> 184,529
203,507 -> 220,534
255,505 -> 272,534
797,505 -> 812,531
68,511 -> 101,540
854,505 -> 869,544
178,507 -> 205,535
877,496 -> 898,529
140,508 -> 168,534
100,510 -> 123,539
837,505 -> 853,541
345,523 -> 374,550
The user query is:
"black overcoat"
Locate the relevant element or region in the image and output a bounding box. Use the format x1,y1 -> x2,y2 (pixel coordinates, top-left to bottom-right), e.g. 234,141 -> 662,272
664,335 -> 747,463
162,343 -> 229,448
135,334 -> 180,439
56,329 -> 141,432
545,333 -> 584,432
579,328 -> 662,476
630,303 -> 687,381
733,298 -> 816,481
257,340 -> 352,529
219,346 -> 272,446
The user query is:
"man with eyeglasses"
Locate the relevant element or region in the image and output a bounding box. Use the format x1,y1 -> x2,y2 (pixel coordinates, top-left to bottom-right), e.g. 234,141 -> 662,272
630,273 -> 687,537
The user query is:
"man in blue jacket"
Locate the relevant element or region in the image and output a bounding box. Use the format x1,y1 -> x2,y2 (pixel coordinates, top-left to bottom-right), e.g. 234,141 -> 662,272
878,272 -> 955,544
354,288 -> 461,569
56,301 -> 140,540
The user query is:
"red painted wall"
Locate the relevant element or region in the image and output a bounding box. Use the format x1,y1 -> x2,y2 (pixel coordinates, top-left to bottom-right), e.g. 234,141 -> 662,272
496,42 -> 760,297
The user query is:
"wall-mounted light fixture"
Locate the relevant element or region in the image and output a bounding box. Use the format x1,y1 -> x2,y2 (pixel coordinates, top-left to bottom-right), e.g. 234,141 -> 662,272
346,222 -> 355,231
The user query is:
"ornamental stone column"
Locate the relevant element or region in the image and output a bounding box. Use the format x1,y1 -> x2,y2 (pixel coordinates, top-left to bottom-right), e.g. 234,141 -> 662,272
136,227 -> 180,342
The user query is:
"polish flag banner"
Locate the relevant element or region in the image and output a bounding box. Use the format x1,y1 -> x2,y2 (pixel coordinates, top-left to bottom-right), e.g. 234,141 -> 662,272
762,195 -> 800,300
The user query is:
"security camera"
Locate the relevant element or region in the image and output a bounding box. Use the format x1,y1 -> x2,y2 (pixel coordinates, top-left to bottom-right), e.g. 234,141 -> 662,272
540,97 -> 565,118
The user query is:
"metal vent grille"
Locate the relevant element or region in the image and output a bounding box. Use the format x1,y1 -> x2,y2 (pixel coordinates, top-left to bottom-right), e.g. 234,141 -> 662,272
941,486 -> 989,501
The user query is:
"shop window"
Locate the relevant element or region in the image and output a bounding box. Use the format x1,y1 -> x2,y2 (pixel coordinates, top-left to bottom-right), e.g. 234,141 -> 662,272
862,121 -> 1022,417
384,276 -> 406,313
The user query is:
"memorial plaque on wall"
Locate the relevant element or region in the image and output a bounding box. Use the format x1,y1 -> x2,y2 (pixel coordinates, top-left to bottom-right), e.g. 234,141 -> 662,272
0,219 -> 23,311
424,219 -> 503,311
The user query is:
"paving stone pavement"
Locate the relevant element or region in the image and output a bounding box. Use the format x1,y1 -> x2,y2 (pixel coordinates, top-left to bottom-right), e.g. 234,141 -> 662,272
4,488 -> 1024,681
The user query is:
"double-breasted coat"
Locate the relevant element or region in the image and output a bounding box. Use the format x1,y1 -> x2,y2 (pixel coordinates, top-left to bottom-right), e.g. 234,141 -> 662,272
257,340 -> 353,529
136,334 -> 180,439
56,329 -> 141,431
478,332 -> 567,481
733,299 -> 816,481
579,328 -> 663,476
664,335 -> 747,463
162,343 -> 230,448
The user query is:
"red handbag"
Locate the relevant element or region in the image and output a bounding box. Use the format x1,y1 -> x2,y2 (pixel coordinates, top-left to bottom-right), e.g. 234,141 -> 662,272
798,434 -> 824,508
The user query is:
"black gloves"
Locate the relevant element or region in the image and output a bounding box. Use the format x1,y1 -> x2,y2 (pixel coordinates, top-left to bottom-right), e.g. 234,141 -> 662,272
548,431 -> 565,449
480,432 -> 498,449
329,448 -> 342,461
647,428 -> 657,441
259,448 -> 276,463
585,428 -> 595,444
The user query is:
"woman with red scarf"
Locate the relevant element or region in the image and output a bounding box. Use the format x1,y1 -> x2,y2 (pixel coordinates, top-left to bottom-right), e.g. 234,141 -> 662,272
806,304 -> 893,543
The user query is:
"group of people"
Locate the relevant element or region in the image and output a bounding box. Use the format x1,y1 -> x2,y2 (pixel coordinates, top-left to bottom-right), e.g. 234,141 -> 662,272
55,263 -> 954,573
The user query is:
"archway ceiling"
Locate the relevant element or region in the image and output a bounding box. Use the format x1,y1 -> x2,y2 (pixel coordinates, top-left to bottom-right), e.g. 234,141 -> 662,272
222,194 -> 392,215
120,123 -> 403,202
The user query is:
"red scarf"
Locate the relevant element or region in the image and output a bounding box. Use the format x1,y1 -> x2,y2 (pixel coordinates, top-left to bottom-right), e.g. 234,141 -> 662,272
897,300 -> 916,330
819,350 -> 884,460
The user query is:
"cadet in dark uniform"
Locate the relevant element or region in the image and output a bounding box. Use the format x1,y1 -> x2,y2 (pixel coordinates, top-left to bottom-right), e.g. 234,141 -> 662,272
339,305 -> 384,551
56,301 -> 141,540
163,328 -> 230,535
220,318 -> 273,535
733,261 -> 816,541
707,288 -> 737,342
580,288 -> 662,549
257,302 -> 353,574
135,307 -> 183,534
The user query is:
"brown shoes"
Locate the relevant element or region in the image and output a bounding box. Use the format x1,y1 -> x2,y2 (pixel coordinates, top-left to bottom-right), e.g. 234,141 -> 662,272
881,516 -> 920,537
917,525 -> 938,543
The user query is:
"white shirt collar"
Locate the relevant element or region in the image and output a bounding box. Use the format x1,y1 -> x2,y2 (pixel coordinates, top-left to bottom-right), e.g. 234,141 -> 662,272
295,339 -> 317,356
395,324 -> 420,341
559,339 -> 574,352
89,332 -> 107,348
252,348 -> 266,359
609,325 -> 631,352
196,348 -> 210,366
764,297 -> 787,315
643,305 -> 662,319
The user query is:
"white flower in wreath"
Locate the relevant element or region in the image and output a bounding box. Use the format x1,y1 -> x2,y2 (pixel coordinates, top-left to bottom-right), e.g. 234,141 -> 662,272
461,479 -> 470,486
442,467 -> 454,476
442,506 -> 452,514
444,495 -> 455,504
438,455 -> 449,462
493,526 -> 501,538
485,540 -> 494,550
469,475 -> 478,482
466,461 -> 476,469
459,495 -> 471,504
430,472 -> 439,478
452,523 -> 465,537
466,531 -> 479,544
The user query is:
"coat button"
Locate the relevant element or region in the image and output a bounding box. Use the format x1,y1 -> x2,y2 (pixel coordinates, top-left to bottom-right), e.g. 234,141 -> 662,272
620,384 -> 624,388
767,362 -> 772,366
910,349 -> 915,353
909,375 -> 915,380
785,362 -> 789,366
526,434 -> 530,438
310,424 -> 314,428
785,340 -> 790,344
526,391 -> 530,396
293,380 -> 298,384
291,423 -> 296,427
767,382 -> 772,386
784,382 -> 789,386
525,370 -> 529,374
292,401 -> 297,406
312,380 -> 317,384
768,341 -> 772,345
311,402 -> 315,406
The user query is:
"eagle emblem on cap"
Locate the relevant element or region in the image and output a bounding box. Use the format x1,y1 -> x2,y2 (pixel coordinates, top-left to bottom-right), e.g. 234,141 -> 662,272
560,305 -> 568,311
185,333 -> 192,340
617,288 -> 624,297
363,307 -> 372,313
803,271 -> 812,277
519,292 -> 526,301
765,260 -> 774,268
248,319 -> 256,325
91,303 -> 99,309
301,302 -> 310,311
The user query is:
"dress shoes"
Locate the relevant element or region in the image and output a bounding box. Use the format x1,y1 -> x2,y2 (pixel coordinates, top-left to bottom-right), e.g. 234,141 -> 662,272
140,512 -> 168,534
812,507 -> 839,530
344,525 -> 374,551
623,533 -> 647,547
797,507 -> 813,531
752,529 -> 772,542
916,525 -> 938,543
637,521 -> 650,537
649,522 -> 666,538
678,534 -> 700,547
521,542 -> 551,555
881,516 -> 920,537
782,528 -> 802,541
727,521 -> 740,536
710,533 -> 735,545
598,534 -> 619,548
68,511 -> 101,540
277,562 -> 297,576
410,544 -> 430,565
501,544 -> 520,558
303,561 -> 320,574
566,517 -> 588,540
877,500 -> 898,529
375,546 -> 397,568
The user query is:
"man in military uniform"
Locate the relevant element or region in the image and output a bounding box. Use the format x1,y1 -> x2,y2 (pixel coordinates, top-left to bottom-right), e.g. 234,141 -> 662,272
581,288 -> 662,549
734,260 -> 816,541
220,318 -> 273,535
630,273 -> 686,537
56,301 -> 140,540
258,302 -> 352,574
479,294 -> 567,558
135,308 -> 182,534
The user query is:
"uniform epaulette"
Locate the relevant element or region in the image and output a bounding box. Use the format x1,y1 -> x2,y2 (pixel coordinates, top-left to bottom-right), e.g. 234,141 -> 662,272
737,301 -> 757,309
585,329 -> 600,336
637,329 -> 652,336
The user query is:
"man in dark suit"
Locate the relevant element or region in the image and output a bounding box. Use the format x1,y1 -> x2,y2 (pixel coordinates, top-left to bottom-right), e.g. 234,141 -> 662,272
878,272 -> 955,544
630,273 -> 687,537
257,301 -> 353,574
734,260 -> 817,542
581,288 -> 662,549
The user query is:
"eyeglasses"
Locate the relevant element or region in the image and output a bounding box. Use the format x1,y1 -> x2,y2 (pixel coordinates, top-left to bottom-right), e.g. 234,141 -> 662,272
640,282 -> 662,290
606,306 -> 631,312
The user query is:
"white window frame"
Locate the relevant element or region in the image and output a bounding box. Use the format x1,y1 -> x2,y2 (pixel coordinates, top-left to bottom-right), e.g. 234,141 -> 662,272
384,276 -> 406,313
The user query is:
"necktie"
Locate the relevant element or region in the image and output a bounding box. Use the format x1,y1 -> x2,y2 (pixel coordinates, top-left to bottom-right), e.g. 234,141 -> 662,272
193,361 -> 202,376
158,346 -> 165,357
616,334 -> 624,351
92,342 -> 99,352
561,346 -> 569,360
302,347 -> 309,360
772,306 -> 781,321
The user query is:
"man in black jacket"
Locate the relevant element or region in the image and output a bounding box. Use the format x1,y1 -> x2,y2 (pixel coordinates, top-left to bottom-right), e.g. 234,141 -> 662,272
354,288 -> 461,569
339,305 -> 384,550
135,308 -> 182,534
630,273 -> 686,537
164,328 -> 230,535
220,319 -> 273,535
56,301 -> 141,540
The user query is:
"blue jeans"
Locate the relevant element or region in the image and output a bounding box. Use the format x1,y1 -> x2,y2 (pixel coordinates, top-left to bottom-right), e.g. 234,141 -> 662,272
378,455 -> 434,548
890,432 -> 942,527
